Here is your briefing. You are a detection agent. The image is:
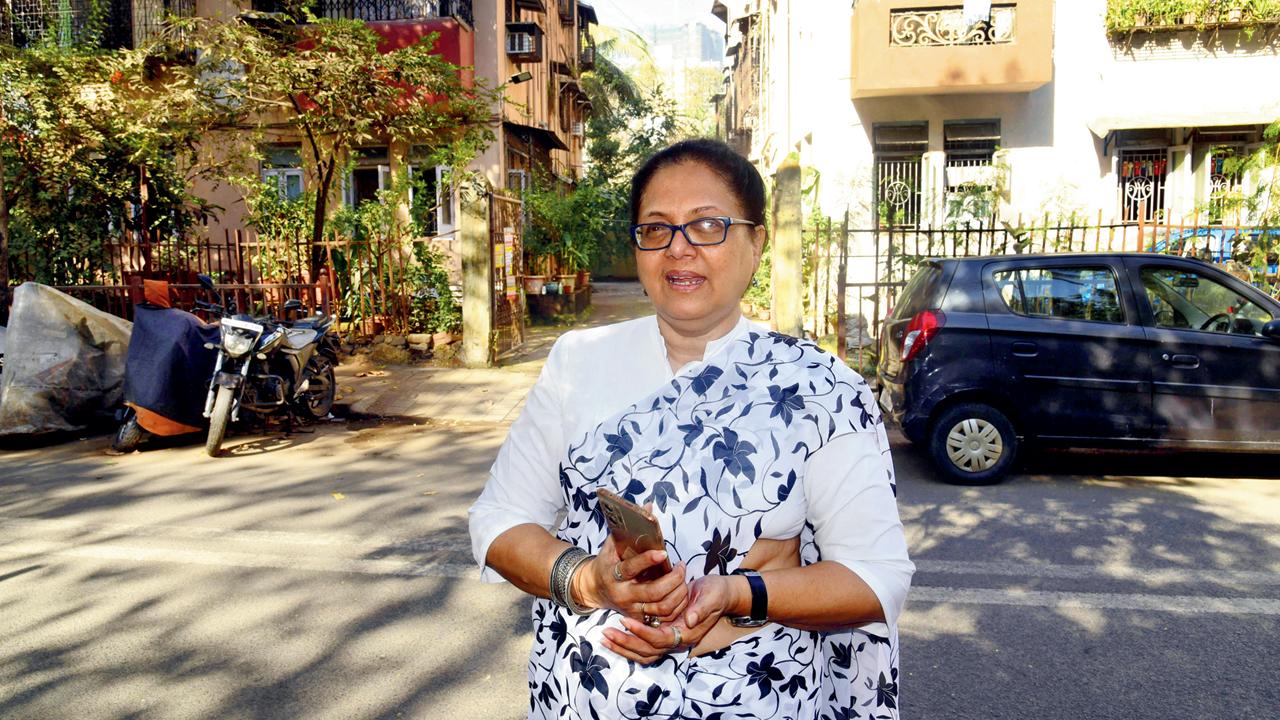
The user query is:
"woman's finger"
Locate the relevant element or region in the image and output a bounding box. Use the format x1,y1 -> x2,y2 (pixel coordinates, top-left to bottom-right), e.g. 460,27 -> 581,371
602,626 -> 666,665
616,548 -> 670,580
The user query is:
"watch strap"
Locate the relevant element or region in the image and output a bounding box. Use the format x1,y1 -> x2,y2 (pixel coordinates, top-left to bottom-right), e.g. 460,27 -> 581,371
730,568 -> 767,627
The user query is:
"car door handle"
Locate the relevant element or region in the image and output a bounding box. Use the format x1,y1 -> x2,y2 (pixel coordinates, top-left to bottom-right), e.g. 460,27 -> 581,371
1161,353 -> 1201,369
1011,341 -> 1038,357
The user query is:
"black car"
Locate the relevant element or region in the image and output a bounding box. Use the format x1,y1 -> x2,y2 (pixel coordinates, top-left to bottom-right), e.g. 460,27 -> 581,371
877,253 -> 1280,484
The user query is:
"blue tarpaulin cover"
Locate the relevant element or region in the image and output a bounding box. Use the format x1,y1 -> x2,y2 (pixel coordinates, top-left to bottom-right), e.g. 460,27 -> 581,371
123,305 -> 220,433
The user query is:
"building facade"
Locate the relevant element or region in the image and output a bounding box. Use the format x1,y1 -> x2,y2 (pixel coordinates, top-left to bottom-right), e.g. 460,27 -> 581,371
4,0 -> 595,257
712,0 -> 1280,230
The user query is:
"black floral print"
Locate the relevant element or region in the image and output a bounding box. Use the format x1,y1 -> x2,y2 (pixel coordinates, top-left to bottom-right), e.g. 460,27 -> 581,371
525,331 -> 901,720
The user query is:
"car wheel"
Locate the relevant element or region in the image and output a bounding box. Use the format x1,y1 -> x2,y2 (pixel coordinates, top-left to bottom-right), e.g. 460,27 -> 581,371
928,402 -> 1018,485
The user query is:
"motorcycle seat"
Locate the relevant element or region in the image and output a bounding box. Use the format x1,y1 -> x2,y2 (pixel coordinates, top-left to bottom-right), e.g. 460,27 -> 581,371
284,328 -> 320,350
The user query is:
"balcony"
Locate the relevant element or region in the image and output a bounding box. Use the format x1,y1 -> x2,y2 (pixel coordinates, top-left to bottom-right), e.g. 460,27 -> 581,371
292,0 -> 473,26
850,1 -> 1054,99
3,0 -> 195,49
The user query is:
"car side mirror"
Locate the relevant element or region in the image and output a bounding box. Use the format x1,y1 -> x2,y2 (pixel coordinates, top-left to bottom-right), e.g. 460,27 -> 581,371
1262,318 -> 1280,341
197,274 -> 215,292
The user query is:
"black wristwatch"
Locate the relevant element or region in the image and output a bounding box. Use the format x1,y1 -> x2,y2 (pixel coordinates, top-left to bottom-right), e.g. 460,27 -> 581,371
728,568 -> 768,628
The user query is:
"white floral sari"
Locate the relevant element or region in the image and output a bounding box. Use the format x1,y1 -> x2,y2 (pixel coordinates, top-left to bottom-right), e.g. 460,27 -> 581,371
528,330 -> 901,720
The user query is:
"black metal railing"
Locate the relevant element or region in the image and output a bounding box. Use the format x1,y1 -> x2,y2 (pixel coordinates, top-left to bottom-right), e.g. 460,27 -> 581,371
2,0 -> 195,49
300,0 -> 471,25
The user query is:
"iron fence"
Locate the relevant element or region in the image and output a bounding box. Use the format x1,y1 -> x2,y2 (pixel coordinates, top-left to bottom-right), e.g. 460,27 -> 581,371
800,212 -> 1280,371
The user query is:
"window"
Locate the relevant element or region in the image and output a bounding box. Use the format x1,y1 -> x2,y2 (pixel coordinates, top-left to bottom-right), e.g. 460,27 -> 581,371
994,266 -> 1125,324
261,145 -> 303,200
344,146 -> 390,207
1118,148 -> 1168,223
1208,146 -> 1245,225
1140,267 -> 1273,335
874,122 -> 927,228
944,120 -> 1000,190
408,164 -> 456,236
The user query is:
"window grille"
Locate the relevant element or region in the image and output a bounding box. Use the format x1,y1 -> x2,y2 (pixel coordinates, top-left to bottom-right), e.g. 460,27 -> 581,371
944,120 -> 999,190
1118,149 -> 1168,223
874,123 -> 927,229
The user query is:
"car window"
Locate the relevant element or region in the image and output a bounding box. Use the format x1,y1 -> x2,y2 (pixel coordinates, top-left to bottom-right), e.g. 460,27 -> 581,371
891,263 -> 943,320
1140,266 -> 1274,336
993,266 -> 1125,323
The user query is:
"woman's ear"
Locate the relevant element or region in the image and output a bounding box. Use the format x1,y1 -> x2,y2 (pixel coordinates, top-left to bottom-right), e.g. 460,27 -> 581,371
750,224 -> 767,266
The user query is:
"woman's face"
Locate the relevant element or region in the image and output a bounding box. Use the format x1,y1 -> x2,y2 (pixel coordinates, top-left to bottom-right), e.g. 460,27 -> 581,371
634,161 -> 765,336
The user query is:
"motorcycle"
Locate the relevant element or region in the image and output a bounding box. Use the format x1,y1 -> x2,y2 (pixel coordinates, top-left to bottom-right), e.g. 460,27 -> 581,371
198,274 -> 340,456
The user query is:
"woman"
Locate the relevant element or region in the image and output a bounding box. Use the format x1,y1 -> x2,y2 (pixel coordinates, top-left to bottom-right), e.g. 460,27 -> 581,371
470,139 -> 913,719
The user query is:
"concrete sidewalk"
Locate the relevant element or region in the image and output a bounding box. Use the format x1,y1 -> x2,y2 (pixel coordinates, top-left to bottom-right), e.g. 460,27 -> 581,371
338,281 -> 651,424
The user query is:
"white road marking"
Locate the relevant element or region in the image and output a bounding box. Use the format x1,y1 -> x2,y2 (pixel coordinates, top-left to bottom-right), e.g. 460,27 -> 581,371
909,586 -> 1280,616
915,559 -> 1280,587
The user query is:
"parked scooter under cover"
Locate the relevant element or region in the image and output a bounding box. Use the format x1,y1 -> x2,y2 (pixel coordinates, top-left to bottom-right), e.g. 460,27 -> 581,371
113,280 -> 220,452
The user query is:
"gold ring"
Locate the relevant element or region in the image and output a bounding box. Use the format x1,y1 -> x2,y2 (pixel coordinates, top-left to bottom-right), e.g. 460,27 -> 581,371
612,562 -> 625,582
670,626 -> 682,648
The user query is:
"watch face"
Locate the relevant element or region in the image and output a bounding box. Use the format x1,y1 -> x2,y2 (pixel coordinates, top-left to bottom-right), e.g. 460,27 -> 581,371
728,616 -> 768,628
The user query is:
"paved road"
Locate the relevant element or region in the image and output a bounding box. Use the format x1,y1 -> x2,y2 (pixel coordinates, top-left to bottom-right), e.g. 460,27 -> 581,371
1,289 -> 1278,718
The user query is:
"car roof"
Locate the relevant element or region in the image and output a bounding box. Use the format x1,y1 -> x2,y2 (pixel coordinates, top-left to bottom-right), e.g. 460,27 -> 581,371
931,252 -> 1218,267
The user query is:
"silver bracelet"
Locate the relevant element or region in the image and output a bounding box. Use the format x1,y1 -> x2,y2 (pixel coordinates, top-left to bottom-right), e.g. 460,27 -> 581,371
562,551 -> 596,616
549,546 -> 590,613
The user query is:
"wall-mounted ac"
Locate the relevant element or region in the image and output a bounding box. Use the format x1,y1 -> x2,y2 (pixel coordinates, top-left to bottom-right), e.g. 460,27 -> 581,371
507,32 -> 535,55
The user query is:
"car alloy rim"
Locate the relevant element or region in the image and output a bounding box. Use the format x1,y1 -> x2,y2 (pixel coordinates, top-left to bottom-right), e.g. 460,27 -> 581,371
945,418 -> 1003,472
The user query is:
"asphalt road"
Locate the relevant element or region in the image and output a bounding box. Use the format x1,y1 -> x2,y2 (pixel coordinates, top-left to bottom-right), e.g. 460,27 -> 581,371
1,419 -> 1278,719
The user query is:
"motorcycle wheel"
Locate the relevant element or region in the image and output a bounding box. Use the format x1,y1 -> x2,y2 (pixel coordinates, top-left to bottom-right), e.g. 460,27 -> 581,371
295,356 -> 336,420
206,385 -> 234,457
111,413 -> 148,453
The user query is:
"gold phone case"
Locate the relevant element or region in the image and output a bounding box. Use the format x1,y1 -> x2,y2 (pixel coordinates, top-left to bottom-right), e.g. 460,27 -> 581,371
596,488 -> 672,582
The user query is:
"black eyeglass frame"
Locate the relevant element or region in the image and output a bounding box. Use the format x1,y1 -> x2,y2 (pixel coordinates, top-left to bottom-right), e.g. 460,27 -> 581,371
629,216 -> 759,251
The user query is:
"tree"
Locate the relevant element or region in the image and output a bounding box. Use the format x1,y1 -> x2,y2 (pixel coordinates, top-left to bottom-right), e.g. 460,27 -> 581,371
187,15 -> 500,257
1,39 -> 226,310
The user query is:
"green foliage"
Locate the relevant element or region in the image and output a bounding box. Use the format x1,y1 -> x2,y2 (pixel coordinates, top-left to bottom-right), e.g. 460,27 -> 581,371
407,243 -> 460,334
1202,120 -> 1280,290
186,15 -> 500,250
1,41 -> 221,286
241,180 -> 315,282
1105,0 -> 1280,35
522,171 -> 616,272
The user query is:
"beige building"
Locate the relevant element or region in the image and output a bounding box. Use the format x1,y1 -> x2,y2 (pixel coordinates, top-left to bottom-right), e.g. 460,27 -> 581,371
713,0 -> 1280,229
5,0 -> 595,266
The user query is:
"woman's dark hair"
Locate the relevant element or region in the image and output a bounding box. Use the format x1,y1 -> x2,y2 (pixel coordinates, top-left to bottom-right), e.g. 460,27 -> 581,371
629,138 -> 766,226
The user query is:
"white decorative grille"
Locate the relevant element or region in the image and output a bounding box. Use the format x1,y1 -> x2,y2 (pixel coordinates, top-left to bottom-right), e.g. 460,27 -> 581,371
890,5 -> 1016,47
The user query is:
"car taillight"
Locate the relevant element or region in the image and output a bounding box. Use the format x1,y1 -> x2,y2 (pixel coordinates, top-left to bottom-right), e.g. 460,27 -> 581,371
901,310 -> 945,362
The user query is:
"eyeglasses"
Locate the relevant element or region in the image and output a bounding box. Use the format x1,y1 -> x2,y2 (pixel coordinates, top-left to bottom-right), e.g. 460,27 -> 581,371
629,216 -> 758,251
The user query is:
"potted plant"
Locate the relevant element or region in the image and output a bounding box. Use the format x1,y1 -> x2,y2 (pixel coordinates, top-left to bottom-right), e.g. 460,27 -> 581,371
523,274 -> 547,294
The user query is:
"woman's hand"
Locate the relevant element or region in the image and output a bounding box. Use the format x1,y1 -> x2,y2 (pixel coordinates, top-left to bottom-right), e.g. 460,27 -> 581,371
574,535 -> 689,623
603,574 -> 741,665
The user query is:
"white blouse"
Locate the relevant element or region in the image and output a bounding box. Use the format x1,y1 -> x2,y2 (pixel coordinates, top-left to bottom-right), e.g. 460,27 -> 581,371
468,315 -> 914,628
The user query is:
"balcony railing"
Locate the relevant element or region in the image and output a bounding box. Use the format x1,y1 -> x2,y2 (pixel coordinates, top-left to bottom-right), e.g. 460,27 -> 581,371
257,0 -> 473,26
2,0 -> 195,49
889,4 -> 1016,46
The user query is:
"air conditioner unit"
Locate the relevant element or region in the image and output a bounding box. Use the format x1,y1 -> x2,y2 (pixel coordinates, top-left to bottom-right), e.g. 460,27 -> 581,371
571,122 -> 584,137
507,32 -> 535,55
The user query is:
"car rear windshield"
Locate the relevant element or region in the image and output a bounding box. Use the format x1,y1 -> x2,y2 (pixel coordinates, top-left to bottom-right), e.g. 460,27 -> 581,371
891,263 -> 944,320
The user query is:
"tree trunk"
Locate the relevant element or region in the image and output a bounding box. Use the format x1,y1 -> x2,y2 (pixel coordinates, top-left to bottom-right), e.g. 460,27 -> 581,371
311,158 -> 336,276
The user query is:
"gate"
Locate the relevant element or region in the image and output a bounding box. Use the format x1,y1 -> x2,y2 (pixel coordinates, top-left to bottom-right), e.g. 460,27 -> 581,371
489,192 -> 525,359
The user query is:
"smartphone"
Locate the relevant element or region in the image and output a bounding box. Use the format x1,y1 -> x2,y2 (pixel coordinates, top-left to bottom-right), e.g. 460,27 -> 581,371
596,488 -> 673,582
